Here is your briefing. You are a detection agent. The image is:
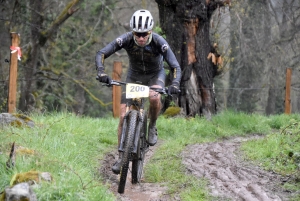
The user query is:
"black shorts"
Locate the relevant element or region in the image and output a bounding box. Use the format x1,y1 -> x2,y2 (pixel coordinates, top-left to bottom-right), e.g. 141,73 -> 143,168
121,68 -> 166,103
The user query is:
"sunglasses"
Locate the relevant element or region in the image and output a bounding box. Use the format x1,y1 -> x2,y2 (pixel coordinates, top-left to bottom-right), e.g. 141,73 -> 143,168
133,31 -> 151,38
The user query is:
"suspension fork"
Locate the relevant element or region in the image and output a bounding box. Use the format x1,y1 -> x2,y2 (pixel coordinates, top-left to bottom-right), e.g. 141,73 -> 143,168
118,103 -> 131,152
132,109 -> 144,154
119,100 -> 145,154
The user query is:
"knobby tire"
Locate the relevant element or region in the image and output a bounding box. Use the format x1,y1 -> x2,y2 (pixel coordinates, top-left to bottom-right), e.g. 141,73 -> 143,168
132,112 -> 147,184
118,110 -> 138,194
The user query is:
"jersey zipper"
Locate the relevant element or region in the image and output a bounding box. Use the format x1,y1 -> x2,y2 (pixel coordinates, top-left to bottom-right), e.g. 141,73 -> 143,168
141,48 -> 145,72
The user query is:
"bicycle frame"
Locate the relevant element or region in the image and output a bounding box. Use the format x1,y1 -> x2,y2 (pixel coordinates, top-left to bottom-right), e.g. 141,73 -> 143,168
109,79 -> 166,156
99,79 -> 167,193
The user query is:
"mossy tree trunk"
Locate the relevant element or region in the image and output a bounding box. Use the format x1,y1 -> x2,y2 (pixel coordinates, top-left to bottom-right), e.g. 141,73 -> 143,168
156,0 -> 230,119
18,0 -> 83,111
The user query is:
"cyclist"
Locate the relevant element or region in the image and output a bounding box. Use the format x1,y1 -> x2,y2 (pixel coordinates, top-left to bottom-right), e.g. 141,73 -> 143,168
95,9 -> 181,174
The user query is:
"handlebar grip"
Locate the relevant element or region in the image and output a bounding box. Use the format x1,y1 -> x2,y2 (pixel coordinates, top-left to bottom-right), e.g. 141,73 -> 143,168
97,77 -> 126,86
165,88 -> 181,94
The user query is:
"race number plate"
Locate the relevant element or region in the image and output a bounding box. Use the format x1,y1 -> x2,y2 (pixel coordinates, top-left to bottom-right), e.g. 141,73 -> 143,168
126,83 -> 149,99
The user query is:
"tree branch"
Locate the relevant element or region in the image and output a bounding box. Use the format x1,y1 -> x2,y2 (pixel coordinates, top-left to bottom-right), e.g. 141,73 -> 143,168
69,3 -> 105,57
39,0 -> 83,46
41,67 -> 111,107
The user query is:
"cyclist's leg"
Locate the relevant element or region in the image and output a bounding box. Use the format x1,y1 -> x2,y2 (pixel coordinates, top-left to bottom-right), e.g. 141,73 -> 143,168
149,85 -> 162,125
148,85 -> 161,146
148,68 -> 166,146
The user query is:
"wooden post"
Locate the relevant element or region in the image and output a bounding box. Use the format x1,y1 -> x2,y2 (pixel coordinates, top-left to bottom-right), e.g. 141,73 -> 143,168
284,68 -> 292,114
112,61 -> 122,118
8,32 -> 20,113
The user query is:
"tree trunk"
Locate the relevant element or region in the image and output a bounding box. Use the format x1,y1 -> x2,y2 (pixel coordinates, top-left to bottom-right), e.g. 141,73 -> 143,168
18,0 -> 82,111
18,0 -> 43,111
156,0 -> 229,118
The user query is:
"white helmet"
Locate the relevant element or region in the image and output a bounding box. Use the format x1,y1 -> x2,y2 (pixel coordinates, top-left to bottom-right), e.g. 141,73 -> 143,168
130,9 -> 154,33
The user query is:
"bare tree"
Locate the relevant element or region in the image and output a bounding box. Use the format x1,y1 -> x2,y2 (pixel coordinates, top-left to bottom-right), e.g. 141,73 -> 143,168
266,0 -> 300,114
16,0 -> 83,111
227,0 -> 300,114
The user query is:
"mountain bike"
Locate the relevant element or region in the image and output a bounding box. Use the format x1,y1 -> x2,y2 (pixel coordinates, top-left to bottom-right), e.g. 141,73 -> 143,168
103,79 -> 167,194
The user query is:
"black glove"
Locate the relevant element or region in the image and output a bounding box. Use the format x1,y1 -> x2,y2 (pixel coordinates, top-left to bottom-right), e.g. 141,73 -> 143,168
97,67 -> 111,85
97,73 -> 112,85
96,66 -> 112,85
168,85 -> 180,96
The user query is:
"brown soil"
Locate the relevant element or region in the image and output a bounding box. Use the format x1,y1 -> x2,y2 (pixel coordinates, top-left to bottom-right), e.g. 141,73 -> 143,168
100,135 -> 295,201
100,142 -> 173,201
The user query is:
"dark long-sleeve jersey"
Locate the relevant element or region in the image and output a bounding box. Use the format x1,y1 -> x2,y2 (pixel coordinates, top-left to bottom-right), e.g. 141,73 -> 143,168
95,32 -> 181,86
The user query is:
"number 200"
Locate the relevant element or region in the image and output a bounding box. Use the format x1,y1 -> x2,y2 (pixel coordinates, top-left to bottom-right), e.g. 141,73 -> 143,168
130,86 -> 145,92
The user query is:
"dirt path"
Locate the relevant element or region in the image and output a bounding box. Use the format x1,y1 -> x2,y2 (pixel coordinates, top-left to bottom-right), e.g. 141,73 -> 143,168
100,135 -> 293,201
100,142 -> 173,201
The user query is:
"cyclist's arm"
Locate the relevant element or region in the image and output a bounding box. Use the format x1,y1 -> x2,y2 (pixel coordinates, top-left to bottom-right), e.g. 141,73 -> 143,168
155,35 -> 181,86
165,49 -> 181,86
95,32 -> 130,71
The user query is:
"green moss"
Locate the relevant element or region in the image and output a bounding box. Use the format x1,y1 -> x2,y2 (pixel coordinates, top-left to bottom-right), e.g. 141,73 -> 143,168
11,171 -> 42,185
9,113 -> 35,127
13,113 -> 33,123
0,192 -> 5,201
163,106 -> 181,118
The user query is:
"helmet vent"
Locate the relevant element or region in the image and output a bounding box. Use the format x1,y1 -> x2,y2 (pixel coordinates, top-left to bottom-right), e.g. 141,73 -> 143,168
145,17 -> 149,29
133,16 -> 136,29
138,16 -> 142,30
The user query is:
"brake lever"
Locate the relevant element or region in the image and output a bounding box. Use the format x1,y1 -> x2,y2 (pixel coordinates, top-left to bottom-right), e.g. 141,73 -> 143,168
110,80 -> 121,86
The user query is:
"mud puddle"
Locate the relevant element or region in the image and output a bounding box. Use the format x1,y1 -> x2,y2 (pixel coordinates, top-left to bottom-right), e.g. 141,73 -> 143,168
101,135 -> 294,201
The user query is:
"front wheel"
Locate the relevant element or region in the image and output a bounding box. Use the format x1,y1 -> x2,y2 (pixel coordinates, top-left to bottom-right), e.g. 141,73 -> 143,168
118,110 -> 138,194
132,112 -> 148,184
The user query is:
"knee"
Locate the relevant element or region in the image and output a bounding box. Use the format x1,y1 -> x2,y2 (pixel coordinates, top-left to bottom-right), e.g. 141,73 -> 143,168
149,95 -> 160,104
149,85 -> 162,102
149,91 -> 161,105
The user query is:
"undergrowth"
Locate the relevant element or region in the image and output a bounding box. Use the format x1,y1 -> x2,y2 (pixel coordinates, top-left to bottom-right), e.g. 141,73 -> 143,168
0,110 -> 299,200
241,116 -> 300,201
0,112 -> 118,201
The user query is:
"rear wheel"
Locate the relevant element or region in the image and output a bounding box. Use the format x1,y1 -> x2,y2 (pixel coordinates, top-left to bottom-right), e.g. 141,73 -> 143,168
118,111 -> 138,194
132,112 -> 148,184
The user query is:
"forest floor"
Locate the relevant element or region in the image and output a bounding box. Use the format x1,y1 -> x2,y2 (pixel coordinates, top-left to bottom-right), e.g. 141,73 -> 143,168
100,135 -> 295,201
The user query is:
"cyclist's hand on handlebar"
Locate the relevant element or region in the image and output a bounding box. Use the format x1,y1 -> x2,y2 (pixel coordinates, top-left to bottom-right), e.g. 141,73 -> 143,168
96,66 -> 112,85
168,85 -> 180,96
97,73 -> 112,86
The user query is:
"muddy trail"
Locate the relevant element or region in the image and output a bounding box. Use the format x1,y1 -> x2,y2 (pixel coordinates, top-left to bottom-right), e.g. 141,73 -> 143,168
100,135 -> 294,201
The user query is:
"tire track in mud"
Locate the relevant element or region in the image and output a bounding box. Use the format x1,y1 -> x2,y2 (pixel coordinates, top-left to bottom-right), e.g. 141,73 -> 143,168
182,135 -> 292,201
101,135 -> 293,201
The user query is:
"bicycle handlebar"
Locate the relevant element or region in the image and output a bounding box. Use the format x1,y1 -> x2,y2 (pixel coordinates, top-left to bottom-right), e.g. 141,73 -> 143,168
96,76 -> 180,95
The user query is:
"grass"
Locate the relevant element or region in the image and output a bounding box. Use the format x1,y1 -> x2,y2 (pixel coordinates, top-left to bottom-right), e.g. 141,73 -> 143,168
240,116 -> 300,201
0,110 -> 299,200
0,112 -> 118,201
